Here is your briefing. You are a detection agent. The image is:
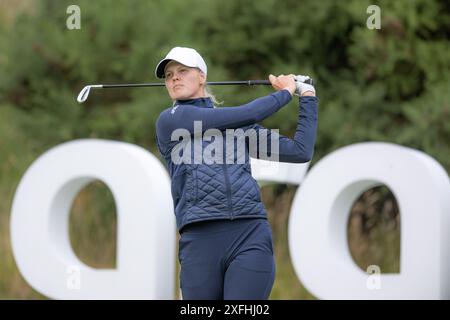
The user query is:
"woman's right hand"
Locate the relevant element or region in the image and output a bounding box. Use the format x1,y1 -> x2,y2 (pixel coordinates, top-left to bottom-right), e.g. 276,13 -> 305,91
269,74 -> 296,96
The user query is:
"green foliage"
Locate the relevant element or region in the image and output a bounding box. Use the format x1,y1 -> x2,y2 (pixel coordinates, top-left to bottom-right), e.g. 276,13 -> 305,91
1,0 -> 449,170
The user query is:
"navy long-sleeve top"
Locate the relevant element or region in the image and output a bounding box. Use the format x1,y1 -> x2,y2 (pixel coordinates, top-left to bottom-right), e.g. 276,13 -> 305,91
155,89 -> 318,230
156,89 -> 318,164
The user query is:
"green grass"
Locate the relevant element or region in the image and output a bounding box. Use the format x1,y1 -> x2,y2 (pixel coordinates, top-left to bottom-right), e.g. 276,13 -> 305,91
264,185 -> 317,299
69,181 -> 117,269
0,104 -> 46,299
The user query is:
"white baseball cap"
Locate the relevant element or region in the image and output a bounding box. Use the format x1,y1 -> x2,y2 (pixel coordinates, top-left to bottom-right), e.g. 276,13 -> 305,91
155,47 -> 207,79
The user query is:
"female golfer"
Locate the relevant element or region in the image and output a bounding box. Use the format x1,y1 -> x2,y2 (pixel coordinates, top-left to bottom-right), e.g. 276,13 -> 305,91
155,47 -> 318,300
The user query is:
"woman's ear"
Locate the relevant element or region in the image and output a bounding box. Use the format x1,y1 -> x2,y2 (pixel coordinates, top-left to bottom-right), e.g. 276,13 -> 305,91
199,71 -> 206,85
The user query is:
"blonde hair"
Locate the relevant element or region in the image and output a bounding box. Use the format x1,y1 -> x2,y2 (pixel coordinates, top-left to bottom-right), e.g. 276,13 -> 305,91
171,84 -> 223,107
170,69 -> 223,106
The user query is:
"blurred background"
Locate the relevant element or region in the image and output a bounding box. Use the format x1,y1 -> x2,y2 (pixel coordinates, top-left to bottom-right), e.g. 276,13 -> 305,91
0,0 -> 449,299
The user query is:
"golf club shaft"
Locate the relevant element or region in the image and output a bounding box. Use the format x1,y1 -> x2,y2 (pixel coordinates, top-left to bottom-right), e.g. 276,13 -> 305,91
77,79 -> 314,103
101,79 -> 313,88
101,80 -> 271,88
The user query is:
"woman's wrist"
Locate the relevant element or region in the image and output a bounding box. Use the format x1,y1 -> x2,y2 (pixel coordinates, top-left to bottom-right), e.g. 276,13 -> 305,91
301,91 -> 315,97
283,86 -> 296,97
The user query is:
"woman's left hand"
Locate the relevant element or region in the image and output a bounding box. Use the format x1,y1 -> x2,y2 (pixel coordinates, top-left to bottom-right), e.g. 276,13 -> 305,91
269,74 -> 296,96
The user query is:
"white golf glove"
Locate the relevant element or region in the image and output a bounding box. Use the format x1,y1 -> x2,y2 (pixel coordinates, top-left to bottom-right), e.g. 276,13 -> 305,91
294,75 -> 315,96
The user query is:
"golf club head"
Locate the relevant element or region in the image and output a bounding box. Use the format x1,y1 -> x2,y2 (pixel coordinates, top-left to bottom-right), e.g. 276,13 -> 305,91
77,85 -> 102,103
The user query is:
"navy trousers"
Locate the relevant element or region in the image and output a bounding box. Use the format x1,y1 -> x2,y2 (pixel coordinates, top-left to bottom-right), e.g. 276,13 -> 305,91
178,218 -> 275,300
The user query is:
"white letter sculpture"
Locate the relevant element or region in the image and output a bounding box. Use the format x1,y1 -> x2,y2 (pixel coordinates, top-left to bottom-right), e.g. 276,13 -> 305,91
10,139 -> 175,299
289,142 -> 450,299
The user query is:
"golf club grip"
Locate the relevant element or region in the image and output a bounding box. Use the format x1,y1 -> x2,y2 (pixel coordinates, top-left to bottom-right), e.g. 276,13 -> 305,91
209,79 -> 314,86
244,79 -> 314,86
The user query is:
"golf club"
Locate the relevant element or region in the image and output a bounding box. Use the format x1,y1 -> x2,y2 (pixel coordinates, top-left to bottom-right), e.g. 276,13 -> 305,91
76,78 -> 314,103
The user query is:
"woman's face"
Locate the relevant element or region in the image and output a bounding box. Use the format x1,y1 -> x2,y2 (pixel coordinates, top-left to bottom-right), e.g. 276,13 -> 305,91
164,61 -> 206,100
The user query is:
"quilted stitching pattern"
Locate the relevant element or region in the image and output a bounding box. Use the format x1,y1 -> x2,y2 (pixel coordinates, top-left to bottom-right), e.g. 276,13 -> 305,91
168,132 -> 267,230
